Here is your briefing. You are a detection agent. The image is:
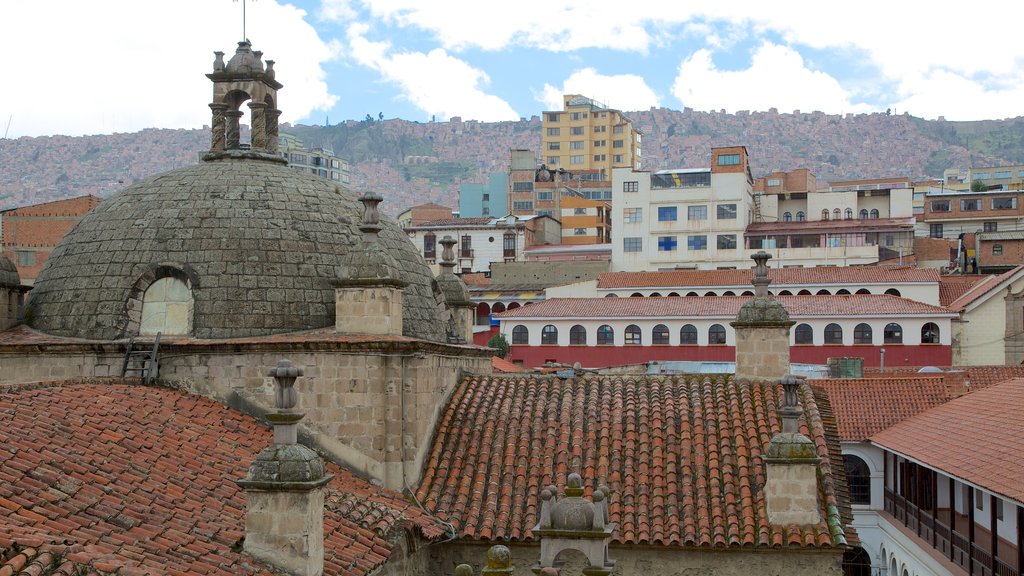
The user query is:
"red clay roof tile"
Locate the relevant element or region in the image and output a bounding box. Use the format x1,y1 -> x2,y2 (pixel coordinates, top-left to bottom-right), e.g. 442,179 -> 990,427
871,378 -> 1024,503
495,295 -> 954,319
0,381 -> 445,576
810,377 -> 950,441
416,374 -> 848,549
598,266 -> 937,290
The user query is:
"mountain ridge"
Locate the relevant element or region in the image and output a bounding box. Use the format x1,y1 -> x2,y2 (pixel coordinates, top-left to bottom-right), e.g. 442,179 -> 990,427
2,108 -> 1022,215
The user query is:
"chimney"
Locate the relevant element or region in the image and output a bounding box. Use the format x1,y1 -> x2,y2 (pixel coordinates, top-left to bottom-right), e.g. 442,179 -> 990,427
236,359 -> 332,576
333,192 -> 408,336
435,235 -> 474,344
763,374 -> 822,526
730,251 -> 794,381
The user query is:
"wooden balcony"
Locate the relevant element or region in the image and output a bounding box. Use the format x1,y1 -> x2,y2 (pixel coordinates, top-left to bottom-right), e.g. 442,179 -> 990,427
885,488 -> 1021,576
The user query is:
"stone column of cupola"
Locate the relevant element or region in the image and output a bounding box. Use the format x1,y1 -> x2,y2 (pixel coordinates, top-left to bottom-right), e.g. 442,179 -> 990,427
209,103 -> 228,152
248,101 -> 268,151
265,108 -> 281,154
225,110 -> 243,150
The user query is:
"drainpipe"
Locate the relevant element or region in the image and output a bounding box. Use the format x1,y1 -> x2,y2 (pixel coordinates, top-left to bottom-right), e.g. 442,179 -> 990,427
880,347 -> 886,373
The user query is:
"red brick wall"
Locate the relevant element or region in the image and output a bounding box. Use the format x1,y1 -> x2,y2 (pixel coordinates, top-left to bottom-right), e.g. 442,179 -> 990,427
923,192 -> 1024,221
979,238 -> 1024,268
1,195 -> 100,282
410,204 -> 453,225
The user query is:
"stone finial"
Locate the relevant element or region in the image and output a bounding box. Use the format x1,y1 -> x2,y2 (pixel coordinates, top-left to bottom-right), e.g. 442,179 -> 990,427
359,192 -> 383,242
265,59 -> 276,80
440,235 -> 457,271
533,475 -> 616,575
213,51 -> 225,72
454,565 -> 474,576
270,358 -> 303,412
779,373 -> 802,433
751,250 -> 772,298
481,545 -> 513,576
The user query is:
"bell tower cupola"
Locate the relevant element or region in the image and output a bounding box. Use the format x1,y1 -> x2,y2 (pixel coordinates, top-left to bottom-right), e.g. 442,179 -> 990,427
205,40 -> 284,161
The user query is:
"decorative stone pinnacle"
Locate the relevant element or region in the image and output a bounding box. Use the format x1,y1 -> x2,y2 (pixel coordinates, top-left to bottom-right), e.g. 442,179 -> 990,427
440,235 -> 457,272
564,472 -> 584,497
213,51 -> 225,72
482,545 -> 513,576
267,359 -> 305,445
454,565 -> 474,576
359,192 -> 383,242
779,374 -> 804,434
751,250 -> 772,298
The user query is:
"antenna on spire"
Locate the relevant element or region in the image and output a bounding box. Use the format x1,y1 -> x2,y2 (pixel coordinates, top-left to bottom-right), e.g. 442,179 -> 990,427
233,0 -> 255,41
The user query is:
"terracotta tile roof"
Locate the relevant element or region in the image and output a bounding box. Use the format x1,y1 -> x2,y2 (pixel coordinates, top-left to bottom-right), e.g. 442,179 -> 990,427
808,386 -> 859,547
491,356 -> 525,373
0,380 -> 446,576
937,275 -> 988,307
416,374 -> 848,549
859,365 -> 1024,397
409,217 -> 494,228
494,295 -> 954,319
597,266 -> 939,289
460,272 -> 491,288
872,378 -> 1024,503
947,265 -> 1024,312
809,377 -> 950,441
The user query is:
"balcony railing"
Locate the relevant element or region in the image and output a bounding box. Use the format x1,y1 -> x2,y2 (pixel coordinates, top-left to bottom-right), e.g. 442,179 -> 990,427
885,488 -> 1019,576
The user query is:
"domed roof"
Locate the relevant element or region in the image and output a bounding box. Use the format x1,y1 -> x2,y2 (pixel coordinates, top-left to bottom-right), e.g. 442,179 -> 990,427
225,40 -> 264,74
0,253 -> 19,288
27,157 -> 447,341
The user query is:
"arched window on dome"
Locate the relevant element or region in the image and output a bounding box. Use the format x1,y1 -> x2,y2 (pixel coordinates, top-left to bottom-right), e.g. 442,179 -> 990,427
139,274 -> 193,336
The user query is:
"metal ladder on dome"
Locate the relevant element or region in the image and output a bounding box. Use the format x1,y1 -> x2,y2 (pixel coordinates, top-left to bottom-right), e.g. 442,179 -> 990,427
120,332 -> 162,384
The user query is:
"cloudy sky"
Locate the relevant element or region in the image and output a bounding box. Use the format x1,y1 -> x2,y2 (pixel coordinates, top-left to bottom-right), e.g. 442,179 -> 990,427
3,0 -> 1022,138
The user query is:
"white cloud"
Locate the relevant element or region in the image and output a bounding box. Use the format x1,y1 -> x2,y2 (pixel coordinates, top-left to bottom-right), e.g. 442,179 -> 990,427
672,43 -> 873,115
539,68 -> 659,112
891,69 -> 1024,121
0,0 -> 337,137
345,24 -> 519,121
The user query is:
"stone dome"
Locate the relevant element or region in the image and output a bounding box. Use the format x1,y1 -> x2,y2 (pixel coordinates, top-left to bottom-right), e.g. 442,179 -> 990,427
225,40 -> 263,74
26,157 -> 447,341
0,253 -> 19,288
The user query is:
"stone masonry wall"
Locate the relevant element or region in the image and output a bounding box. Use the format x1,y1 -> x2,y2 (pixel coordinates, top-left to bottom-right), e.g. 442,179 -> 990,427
0,342 -> 490,490
734,326 -> 791,382
431,541 -> 843,576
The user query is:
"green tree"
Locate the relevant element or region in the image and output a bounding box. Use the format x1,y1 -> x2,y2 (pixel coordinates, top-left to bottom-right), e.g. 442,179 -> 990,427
971,179 -> 987,192
487,333 -> 509,358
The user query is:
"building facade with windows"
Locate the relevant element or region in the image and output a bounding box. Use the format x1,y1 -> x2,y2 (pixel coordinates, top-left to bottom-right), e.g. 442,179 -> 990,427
495,294 -> 953,369
278,133 -> 350,186
0,195 -> 101,285
559,195 -> 611,245
540,94 -> 641,175
459,172 -> 508,218
404,214 -> 561,273
922,189 -> 1024,240
611,146 -> 756,271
